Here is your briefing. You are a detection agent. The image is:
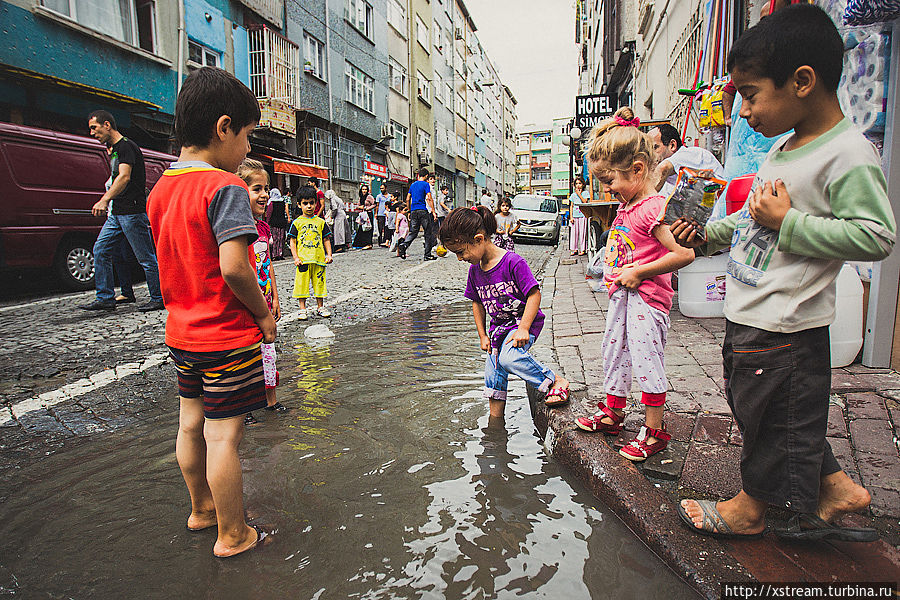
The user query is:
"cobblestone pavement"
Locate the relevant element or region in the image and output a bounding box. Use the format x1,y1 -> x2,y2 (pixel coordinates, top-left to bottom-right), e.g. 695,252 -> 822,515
0,242 -> 556,468
531,254 -> 900,597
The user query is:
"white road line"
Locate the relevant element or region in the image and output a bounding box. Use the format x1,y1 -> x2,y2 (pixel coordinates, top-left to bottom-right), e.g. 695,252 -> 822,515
2,260 -> 440,427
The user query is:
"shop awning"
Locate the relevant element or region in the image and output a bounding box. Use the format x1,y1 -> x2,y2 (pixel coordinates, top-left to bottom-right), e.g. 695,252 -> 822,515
0,62 -> 162,110
272,158 -> 329,179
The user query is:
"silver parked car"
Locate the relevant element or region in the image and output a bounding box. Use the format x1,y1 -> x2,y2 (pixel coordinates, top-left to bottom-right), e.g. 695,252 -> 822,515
510,194 -> 561,245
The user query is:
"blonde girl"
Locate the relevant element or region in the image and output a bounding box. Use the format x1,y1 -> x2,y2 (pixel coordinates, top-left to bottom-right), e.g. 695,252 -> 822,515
574,107 -> 694,461
237,160 -> 285,422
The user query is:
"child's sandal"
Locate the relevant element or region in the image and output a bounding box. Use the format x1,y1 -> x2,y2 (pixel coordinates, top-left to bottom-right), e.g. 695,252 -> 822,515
545,387 -> 570,406
575,401 -> 624,434
619,425 -> 671,462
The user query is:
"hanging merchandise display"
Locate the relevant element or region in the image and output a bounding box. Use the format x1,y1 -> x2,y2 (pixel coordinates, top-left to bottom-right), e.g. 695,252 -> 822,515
844,0 -> 900,25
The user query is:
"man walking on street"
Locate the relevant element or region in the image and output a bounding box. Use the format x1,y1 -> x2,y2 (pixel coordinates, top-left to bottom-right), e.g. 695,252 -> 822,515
375,183 -> 390,247
81,110 -> 164,312
398,168 -> 436,260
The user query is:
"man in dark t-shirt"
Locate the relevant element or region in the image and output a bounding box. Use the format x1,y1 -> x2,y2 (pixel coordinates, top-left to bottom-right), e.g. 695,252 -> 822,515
81,109 -> 164,312
399,168 -> 436,260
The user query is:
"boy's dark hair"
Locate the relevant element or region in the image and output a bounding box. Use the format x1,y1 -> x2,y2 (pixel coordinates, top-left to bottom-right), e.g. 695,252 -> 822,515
308,177 -> 319,187
727,4 -> 843,92
297,185 -> 317,201
174,67 -> 261,148
418,168 -> 430,179
88,109 -> 117,130
441,184 -> 449,191
439,205 -> 497,245
655,124 -> 682,149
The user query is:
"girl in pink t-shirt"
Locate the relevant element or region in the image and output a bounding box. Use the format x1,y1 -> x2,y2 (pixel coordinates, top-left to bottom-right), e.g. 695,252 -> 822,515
574,107 -> 694,462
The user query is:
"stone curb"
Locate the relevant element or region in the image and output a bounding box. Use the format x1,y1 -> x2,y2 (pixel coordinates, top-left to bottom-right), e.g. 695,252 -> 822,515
526,386 -> 748,599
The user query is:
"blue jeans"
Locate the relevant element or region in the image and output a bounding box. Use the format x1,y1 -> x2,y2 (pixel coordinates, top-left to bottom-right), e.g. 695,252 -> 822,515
402,209 -> 435,257
483,330 -> 555,401
93,213 -> 162,303
112,237 -> 135,298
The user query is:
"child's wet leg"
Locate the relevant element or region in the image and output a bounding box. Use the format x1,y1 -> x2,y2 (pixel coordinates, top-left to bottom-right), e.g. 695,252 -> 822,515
489,398 -> 506,418
205,416 -> 259,557
177,396 -> 217,531
816,470 -> 871,523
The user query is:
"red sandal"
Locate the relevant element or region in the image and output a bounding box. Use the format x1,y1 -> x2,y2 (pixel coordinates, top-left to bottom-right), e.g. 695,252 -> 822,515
545,387 -> 570,407
619,425 -> 671,462
575,402 -> 624,434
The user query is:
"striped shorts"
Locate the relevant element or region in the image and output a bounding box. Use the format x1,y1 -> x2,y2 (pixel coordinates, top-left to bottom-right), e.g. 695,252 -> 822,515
167,342 -> 267,419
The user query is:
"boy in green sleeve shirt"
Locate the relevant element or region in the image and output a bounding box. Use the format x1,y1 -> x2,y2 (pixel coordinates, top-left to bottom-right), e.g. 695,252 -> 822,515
673,5 -> 895,542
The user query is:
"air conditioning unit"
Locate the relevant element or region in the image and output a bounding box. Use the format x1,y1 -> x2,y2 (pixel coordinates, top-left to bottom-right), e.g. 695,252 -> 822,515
381,123 -> 395,138
418,152 -> 430,164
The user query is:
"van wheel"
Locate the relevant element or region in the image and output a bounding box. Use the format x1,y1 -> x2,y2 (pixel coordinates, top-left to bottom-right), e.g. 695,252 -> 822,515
54,238 -> 95,291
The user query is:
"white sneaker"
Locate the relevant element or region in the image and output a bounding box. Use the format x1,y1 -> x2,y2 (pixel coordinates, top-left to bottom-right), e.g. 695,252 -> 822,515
317,306 -> 332,318
298,308 -> 308,320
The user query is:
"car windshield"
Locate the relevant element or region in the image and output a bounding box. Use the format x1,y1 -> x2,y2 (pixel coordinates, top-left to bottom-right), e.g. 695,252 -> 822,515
512,196 -> 558,213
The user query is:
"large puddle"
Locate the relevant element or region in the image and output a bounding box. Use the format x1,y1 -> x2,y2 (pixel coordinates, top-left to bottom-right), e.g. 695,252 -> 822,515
0,305 -> 698,598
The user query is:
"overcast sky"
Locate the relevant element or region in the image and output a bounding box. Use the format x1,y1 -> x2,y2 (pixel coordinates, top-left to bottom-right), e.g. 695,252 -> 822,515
465,0 -> 579,129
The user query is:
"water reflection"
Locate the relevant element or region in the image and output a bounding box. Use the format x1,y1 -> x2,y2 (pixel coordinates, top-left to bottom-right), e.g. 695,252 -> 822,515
0,305 -> 698,599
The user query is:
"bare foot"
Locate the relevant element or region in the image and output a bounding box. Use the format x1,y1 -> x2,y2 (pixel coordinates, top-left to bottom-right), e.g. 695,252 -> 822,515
186,509 -> 217,531
213,524 -> 264,558
550,375 -> 569,392
680,492 -> 766,536
817,471 -> 871,523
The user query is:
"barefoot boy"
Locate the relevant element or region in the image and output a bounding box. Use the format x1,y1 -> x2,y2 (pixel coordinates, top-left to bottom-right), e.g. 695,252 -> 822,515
147,67 -> 275,557
673,5 -> 895,542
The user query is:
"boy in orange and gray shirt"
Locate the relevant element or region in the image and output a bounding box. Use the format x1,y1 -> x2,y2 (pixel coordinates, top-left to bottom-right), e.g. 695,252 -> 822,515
147,67 -> 274,558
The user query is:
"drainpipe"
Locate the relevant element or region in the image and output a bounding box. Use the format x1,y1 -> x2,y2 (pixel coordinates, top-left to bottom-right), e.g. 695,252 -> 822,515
177,0 -> 186,94
324,0 -> 335,188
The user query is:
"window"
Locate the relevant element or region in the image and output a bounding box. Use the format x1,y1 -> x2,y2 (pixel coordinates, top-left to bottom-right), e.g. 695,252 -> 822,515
347,0 -> 373,38
389,58 -> 407,97
433,21 -> 443,53
391,121 -> 408,155
345,62 -> 375,113
433,72 -> 443,104
415,15 -> 429,51
416,71 -> 431,105
303,32 -> 326,80
42,0 -> 157,53
188,39 -> 219,67
308,128 -> 333,170
445,83 -> 453,109
337,137 -> 364,181
417,129 -> 432,160
387,0 -> 406,35
249,26 -> 300,106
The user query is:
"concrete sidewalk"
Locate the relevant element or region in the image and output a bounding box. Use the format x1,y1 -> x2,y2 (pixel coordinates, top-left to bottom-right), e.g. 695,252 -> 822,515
531,252 -> 900,599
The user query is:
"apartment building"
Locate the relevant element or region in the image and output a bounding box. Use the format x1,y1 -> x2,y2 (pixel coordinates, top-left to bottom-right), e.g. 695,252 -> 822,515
501,85 -> 518,196
0,0 -> 514,203
515,124 -> 553,196
551,117 -> 572,203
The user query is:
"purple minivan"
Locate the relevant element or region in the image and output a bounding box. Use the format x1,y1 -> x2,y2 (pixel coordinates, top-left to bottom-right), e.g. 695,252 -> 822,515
0,122 -> 175,290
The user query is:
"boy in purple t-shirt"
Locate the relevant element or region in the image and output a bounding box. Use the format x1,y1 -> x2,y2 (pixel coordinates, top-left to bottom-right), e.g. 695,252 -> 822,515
441,206 -> 570,418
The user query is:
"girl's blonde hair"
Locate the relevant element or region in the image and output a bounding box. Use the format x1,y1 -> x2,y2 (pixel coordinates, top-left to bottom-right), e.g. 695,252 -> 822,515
585,106 -> 657,179
236,158 -> 268,184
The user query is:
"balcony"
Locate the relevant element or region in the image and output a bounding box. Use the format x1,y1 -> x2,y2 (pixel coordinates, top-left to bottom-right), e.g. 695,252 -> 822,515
530,139 -> 552,151
249,26 -> 300,108
238,0 -> 282,28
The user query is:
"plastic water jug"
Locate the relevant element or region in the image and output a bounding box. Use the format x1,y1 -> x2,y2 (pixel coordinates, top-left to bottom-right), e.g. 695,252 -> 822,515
677,253 -> 729,318
829,263 -> 864,368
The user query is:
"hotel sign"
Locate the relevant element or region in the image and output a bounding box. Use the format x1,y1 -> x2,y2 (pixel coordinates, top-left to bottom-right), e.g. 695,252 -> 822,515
575,94 -> 617,130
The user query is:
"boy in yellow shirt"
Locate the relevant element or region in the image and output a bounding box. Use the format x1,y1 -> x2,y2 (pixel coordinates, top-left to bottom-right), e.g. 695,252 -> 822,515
288,185 -> 333,319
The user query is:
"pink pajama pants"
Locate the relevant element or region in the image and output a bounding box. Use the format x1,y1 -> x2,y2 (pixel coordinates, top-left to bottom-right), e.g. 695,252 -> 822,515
603,288 -> 669,408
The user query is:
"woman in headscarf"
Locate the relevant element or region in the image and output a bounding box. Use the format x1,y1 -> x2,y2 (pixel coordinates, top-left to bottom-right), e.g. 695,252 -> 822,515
265,187 -> 289,259
352,183 -> 376,249
325,189 -> 351,252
